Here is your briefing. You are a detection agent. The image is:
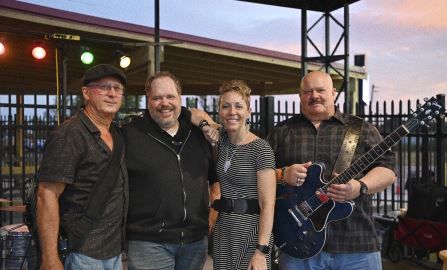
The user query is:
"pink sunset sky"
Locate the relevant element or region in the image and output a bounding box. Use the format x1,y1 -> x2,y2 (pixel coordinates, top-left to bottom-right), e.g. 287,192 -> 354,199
20,0 -> 447,102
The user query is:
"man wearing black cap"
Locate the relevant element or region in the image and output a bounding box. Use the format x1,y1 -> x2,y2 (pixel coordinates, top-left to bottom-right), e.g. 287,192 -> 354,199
36,64 -> 128,270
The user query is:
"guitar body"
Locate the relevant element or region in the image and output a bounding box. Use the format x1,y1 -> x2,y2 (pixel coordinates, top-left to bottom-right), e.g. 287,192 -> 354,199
273,163 -> 355,259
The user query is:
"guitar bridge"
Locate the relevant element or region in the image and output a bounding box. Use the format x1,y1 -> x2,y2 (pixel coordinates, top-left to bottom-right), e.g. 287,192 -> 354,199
288,209 -> 302,227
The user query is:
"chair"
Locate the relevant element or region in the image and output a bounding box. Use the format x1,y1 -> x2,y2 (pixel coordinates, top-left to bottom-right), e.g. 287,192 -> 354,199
440,250 -> 447,270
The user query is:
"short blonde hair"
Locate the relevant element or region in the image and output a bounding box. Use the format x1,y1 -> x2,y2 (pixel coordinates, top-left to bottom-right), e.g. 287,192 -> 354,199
218,80 -> 251,108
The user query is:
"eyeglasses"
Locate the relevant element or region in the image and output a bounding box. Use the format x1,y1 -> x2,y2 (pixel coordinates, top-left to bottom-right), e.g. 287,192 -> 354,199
87,83 -> 125,95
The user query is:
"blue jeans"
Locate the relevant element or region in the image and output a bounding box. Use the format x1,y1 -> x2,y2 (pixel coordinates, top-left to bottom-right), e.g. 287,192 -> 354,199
64,252 -> 122,270
279,251 -> 382,270
127,237 -> 207,270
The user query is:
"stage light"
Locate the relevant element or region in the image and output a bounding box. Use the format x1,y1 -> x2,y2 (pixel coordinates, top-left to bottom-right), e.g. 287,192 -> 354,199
80,47 -> 94,65
0,41 -> 5,56
114,50 -> 131,69
32,43 -> 47,60
81,51 -> 94,64
119,55 -> 131,69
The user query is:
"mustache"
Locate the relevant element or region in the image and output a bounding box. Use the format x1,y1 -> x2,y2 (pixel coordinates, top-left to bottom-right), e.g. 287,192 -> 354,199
309,99 -> 322,105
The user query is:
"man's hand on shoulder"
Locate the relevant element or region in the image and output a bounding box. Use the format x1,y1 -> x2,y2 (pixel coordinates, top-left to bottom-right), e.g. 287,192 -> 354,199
201,125 -> 219,146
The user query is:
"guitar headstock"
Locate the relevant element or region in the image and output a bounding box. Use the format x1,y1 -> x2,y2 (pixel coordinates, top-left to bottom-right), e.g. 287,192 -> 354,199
405,97 -> 445,132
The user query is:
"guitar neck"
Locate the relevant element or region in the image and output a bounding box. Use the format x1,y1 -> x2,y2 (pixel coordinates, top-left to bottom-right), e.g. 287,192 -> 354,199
327,125 -> 409,186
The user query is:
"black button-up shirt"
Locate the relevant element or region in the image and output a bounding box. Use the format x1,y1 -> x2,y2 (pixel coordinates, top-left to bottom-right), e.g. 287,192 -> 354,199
267,109 -> 395,252
39,109 -> 128,259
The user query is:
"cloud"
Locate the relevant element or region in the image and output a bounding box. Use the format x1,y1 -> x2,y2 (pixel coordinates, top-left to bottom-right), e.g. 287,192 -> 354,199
20,0 -> 445,103
433,81 -> 447,92
354,0 -> 447,29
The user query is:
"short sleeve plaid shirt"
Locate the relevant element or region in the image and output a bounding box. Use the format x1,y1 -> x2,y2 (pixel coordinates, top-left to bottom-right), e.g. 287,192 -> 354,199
39,110 -> 128,259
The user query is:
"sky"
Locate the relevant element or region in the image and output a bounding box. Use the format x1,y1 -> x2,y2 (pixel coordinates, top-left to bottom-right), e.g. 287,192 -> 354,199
19,0 -> 447,103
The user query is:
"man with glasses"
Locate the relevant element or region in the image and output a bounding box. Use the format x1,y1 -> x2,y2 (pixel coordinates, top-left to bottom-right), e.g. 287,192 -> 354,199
37,64 -> 128,270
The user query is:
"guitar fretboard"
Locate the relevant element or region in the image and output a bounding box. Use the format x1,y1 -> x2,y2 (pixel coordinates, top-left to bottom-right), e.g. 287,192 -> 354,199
325,124 -> 409,188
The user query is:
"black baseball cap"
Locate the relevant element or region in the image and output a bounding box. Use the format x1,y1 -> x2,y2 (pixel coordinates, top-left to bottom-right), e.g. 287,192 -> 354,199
82,64 -> 127,86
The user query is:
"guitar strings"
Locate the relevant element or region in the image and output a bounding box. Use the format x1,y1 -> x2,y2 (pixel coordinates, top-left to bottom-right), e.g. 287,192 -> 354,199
301,126 -> 406,209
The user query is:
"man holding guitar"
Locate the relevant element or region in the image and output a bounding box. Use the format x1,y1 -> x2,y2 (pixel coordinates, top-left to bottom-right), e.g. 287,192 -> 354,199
267,71 -> 396,270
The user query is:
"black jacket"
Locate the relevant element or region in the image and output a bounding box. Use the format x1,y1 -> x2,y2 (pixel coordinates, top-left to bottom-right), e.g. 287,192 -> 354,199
123,108 -> 216,244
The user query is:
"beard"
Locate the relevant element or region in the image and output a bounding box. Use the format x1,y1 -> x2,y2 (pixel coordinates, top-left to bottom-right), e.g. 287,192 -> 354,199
154,117 -> 177,129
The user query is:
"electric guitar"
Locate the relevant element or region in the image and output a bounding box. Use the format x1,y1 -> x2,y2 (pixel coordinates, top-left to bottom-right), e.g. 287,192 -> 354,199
273,97 -> 445,259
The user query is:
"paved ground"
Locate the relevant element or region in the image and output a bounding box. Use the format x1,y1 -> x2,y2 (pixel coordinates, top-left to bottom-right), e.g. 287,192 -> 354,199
204,256 -> 442,270
125,254 -> 442,269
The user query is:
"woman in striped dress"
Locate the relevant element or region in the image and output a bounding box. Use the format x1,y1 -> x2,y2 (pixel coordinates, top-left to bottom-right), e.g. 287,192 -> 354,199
194,80 -> 276,270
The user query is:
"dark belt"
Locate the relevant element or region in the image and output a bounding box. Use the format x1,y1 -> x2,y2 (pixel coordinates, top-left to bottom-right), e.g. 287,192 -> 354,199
212,197 -> 260,214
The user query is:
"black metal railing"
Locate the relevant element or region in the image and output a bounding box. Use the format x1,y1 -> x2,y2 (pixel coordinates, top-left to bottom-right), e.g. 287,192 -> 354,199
0,93 -> 445,225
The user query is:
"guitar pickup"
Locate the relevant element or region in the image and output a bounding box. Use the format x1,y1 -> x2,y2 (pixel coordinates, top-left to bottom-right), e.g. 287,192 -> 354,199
295,205 -> 309,220
297,201 -> 312,217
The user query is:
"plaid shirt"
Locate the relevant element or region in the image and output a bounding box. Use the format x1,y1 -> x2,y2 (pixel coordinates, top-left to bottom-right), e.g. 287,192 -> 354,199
266,108 -> 395,252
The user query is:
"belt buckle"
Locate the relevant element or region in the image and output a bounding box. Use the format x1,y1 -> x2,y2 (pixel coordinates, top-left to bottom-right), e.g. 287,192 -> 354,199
233,198 -> 248,214
218,199 -> 232,213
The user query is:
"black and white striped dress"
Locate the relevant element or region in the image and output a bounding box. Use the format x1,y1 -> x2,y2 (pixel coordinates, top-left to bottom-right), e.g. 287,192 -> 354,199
213,131 -> 275,270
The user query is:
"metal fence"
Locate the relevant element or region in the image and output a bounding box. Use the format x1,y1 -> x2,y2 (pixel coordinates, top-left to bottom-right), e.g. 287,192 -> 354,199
0,93 -> 446,225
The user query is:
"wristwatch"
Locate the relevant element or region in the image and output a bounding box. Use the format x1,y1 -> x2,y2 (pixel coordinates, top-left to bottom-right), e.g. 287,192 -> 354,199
358,180 -> 368,197
198,119 -> 210,130
256,244 -> 271,255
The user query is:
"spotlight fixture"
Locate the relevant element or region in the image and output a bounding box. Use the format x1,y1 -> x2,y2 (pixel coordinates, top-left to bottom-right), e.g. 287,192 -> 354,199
80,47 -> 94,65
115,50 -> 131,69
0,44 -> 5,56
31,42 -> 47,60
0,40 -> 5,56
119,55 -> 131,69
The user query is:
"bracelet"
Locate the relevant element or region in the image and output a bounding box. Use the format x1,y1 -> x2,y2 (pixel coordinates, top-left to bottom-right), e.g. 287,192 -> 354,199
198,119 -> 210,130
276,168 -> 282,182
276,166 -> 287,185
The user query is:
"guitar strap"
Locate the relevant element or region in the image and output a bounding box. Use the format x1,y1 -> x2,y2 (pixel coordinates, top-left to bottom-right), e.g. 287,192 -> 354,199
65,123 -> 124,251
331,117 -> 363,176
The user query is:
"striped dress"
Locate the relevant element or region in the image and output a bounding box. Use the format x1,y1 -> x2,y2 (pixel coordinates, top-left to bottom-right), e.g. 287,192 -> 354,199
213,131 -> 275,270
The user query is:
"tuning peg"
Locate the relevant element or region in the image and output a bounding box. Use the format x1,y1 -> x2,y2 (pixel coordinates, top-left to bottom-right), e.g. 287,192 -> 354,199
427,116 -> 433,120
424,97 -> 429,102
420,121 -> 426,126
440,114 -> 445,119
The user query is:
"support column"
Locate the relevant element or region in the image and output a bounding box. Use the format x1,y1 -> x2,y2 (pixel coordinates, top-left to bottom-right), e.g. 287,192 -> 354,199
154,0 -> 160,73
435,94 -> 446,186
301,4 -> 352,113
